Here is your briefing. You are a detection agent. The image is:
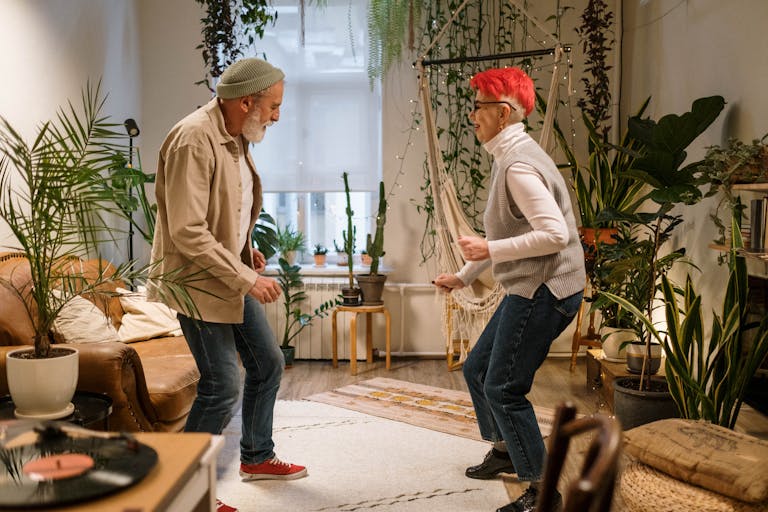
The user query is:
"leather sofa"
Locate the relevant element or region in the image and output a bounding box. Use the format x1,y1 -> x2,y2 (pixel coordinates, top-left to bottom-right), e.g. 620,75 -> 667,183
0,253 -> 199,432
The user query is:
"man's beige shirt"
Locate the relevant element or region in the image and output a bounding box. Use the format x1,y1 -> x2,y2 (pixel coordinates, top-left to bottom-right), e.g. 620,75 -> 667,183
148,98 -> 262,323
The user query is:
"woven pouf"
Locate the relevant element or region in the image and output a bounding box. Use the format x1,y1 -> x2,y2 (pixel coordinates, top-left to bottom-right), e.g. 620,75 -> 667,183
620,462 -> 768,512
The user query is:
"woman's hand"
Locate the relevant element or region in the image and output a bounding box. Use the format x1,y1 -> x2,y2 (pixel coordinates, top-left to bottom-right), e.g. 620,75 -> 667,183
458,236 -> 490,261
432,273 -> 465,293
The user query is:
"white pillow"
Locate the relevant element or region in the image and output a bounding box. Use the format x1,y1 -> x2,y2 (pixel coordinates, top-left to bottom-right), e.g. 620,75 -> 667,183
52,293 -> 120,344
116,287 -> 183,343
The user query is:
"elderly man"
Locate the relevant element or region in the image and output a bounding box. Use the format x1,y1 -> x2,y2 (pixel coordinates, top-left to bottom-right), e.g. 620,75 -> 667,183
149,58 -> 306,510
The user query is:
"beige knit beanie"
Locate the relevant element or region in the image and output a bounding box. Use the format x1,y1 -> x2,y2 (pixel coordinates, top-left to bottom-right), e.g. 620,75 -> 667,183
216,58 -> 285,99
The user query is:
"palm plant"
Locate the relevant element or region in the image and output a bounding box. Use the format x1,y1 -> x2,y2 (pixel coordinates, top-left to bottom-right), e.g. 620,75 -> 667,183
0,81 -> 199,359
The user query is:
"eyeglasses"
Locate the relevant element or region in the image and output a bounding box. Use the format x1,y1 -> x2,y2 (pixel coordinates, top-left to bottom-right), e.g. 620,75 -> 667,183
470,101 -> 517,114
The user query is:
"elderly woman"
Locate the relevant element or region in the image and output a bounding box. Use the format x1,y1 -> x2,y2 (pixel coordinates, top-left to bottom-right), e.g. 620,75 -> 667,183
433,67 -> 585,512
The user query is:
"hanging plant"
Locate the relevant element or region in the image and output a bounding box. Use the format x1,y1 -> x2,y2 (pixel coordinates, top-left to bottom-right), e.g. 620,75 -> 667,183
195,0 -> 278,91
575,0 -> 614,139
367,0 -> 426,85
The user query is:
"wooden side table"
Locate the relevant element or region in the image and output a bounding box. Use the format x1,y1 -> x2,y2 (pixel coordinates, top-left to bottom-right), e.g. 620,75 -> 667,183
332,305 -> 391,375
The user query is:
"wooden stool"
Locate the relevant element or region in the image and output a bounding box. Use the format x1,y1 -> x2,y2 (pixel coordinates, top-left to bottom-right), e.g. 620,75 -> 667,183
331,305 -> 391,376
570,278 -> 602,370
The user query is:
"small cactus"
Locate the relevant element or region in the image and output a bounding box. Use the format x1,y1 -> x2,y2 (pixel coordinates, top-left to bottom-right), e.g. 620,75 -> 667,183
342,172 -> 356,288
366,181 -> 387,275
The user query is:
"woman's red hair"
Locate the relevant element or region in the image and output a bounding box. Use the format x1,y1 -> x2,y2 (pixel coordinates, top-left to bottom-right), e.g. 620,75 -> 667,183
470,67 -> 534,116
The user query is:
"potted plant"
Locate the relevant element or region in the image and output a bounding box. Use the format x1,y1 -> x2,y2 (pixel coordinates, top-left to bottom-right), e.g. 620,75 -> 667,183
312,244 -> 328,267
275,257 -> 340,367
606,216 -> 768,429
275,224 -> 306,265
597,95 -> 725,428
340,172 -> 360,306
0,82 -> 196,419
333,240 -> 347,267
697,133 -> 768,247
355,181 -> 388,305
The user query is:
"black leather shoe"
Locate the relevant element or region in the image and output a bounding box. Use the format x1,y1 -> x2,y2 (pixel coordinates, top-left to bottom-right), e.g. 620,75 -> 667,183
465,449 -> 516,480
496,486 -> 563,512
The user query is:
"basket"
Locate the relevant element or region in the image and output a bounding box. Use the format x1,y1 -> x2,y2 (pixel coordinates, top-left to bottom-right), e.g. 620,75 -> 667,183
620,462 -> 768,512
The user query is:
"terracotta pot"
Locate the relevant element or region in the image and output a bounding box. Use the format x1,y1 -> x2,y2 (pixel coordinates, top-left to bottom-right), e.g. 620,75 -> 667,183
313,254 -> 326,267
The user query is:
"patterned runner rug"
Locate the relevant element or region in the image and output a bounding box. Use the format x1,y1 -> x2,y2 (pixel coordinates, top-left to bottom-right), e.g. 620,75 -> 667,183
306,377 -> 556,440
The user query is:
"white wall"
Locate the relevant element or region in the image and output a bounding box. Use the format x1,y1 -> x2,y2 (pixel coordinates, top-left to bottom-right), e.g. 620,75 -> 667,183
620,0 -> 768,315
0,0 -> 142,260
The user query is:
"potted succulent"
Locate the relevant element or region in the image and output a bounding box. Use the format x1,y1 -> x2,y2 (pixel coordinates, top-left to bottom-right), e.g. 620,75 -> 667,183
355,181 -> 387,305
276,224 -> 306,265
340,172 -> 360,306
333,240 -> 348,267
0,82 -> 196,419
312,244 -> 328,267
275,257 -> 340,367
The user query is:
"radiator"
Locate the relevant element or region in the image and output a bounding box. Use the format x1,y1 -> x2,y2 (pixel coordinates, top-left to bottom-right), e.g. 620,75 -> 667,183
264,276 -> 349,360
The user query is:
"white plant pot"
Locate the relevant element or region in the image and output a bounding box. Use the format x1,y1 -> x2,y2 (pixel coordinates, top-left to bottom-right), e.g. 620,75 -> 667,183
6,346 -> 79,419
601,327 -> 634,362
283,251 -> 297,265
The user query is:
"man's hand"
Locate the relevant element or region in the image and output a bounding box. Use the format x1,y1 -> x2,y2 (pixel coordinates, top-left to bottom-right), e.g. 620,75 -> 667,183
248,275 -> 281,303
458,235 -> 490,261
252,248 -> 267,272
432,273 -> 465,293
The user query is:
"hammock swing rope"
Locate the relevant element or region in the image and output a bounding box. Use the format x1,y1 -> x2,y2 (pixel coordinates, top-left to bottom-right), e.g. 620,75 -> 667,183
415,0 -> 569,365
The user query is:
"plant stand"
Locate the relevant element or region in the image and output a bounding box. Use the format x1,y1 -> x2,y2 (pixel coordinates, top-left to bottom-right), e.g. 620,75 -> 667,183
331,305 -> 391,376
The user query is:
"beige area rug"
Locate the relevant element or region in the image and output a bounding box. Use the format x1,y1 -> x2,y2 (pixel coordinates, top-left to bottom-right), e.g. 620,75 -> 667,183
305,377 -> 556,440
216,400 -> 510,511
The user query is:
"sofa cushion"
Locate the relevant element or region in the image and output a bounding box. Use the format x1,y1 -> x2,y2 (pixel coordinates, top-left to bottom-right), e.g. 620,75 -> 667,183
131,336 -> 199,424
52,293 -> 120,344
624,418 -> 768,503
115,287 -> 182,343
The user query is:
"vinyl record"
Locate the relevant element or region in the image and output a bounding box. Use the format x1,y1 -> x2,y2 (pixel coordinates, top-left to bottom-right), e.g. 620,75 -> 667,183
0,430 -> 157,509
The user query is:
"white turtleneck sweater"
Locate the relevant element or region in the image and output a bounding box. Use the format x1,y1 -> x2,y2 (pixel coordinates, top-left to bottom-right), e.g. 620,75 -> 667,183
456,123 -> 585,299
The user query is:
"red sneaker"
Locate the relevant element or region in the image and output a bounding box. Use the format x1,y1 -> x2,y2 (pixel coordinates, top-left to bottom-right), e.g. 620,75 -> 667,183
216,499 -> 238,512
239,457 -> 308,481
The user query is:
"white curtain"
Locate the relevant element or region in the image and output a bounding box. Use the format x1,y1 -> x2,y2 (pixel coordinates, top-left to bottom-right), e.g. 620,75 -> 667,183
251,0 -> 381,193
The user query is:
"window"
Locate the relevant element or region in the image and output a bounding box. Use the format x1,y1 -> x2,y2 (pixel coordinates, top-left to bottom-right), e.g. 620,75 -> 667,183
252,0 -> 381,260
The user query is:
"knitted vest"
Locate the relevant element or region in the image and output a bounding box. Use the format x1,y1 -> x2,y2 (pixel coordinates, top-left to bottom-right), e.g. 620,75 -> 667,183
484,133 -> 585,299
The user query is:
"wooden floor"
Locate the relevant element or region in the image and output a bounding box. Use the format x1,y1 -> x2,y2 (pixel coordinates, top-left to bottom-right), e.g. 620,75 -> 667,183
279,355 -> 768,440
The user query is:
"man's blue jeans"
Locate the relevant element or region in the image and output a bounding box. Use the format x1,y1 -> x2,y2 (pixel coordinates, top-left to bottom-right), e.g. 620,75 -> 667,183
178,295 -> 283,464
463,284 -> 582,481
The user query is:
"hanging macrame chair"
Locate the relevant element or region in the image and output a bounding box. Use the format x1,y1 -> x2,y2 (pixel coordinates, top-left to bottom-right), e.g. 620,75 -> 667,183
415,0 -> 568,367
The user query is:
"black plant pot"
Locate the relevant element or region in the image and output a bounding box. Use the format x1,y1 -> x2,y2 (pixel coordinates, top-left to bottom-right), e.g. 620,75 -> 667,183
356,274 -> 387,305
613,376 -> 679,430
280,346 -> 295,368
341,287 -> 361,306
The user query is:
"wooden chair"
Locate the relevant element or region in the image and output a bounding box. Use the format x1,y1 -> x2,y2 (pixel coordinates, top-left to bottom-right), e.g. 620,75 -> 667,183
537,402 -> 622,512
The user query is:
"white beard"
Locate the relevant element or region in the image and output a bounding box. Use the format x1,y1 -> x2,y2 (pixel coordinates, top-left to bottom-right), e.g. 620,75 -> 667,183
242,110 -> 268,143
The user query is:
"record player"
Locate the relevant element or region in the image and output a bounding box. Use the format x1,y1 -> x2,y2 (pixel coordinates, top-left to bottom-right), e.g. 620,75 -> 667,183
0,421 -> 158,509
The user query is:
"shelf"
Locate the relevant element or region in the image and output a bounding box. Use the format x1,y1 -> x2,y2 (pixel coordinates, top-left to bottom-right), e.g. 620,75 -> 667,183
708,244 -> 768,262
732,183 -> 768,192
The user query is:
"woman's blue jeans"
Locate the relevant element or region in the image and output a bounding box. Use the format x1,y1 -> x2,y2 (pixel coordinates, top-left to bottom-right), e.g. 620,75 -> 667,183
178,295 -> 284,464
463,284 -> 582,481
